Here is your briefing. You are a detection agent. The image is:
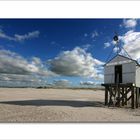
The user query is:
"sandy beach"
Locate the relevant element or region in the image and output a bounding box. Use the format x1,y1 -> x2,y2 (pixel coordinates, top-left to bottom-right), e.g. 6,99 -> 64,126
0,88 -> 140,122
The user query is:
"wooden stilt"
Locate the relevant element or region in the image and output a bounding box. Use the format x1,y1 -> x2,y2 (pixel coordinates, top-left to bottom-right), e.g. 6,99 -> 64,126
138,88 -> 140,107
102,83 -> 139,109
122,87 -> 124,106
125,87 -> 127,105
105,87 -> 108,106
131,87 -> 135,109
117,86 -> 120,107
108,86 -> 113,106
136,87 -> 139,108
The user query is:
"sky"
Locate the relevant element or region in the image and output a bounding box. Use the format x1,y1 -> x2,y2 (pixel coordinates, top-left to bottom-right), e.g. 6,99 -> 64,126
0,18 -> 140,87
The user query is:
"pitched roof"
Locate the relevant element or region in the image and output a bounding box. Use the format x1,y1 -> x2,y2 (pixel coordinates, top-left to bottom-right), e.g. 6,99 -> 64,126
105,54 -> 140,66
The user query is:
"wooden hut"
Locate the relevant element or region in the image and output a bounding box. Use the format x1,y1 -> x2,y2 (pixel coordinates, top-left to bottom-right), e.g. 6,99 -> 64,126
104,54 -> 140,86
102,54 -> 140,109
102,35 -> 140,109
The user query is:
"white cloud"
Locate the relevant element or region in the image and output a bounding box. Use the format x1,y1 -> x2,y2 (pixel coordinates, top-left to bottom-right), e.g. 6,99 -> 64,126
0,49 -> 56,87
14,31 -> 40,42
91,31 -> 98,38
0,71 -> 48,87
0,73 -> 39,83
0,74 -> 44,87
48,47 -> 104,79
104,42 -> 111,48
120,30 -> 140,44
95,73 -> 104,80
79,44 -> 92,50
83,31 -> 98,41
31,57 -> 43,67
104,40 -> 117,49
120,30 -> 140,60
104,27 -> 140,61
53,79 -> 71,87
0,49 -> 38,75
0,30 -> 40,42
0,31 -> 13,41
80,81 -> 95,85
113,46 -> 120,53
123,19 -> 137,28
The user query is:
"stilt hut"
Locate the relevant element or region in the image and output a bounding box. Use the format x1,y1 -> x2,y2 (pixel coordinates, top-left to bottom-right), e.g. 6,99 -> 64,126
102,35 -> 140,109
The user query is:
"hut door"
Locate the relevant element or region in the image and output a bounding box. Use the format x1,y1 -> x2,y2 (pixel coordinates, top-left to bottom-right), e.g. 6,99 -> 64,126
115,65 -> 122,83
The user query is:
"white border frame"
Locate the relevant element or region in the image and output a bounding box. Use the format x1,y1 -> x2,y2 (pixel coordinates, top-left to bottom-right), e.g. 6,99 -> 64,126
0,1 -> 139,18
0,1 -> 140,140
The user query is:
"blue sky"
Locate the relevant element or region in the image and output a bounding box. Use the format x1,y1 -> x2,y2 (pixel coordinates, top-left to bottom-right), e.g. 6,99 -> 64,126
0,19 -> 140,87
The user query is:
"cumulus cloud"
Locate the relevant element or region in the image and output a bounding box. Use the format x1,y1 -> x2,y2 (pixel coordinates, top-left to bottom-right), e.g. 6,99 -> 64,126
0,49 -> 56,87
80,81 -> 95,86
0,30 -> 40,42
48,47 -> 104,79
53,79 -> 71,87
31,57 -> 43,67
123,19 -> 137,28
0,73 -> 42,84
0,49 -> 39,75
95,73 -> 104,80
0,72 -> 48,87
119,30 -> 140,60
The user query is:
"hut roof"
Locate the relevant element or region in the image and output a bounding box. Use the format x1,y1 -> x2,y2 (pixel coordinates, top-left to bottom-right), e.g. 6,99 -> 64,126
105,54 -> 140,66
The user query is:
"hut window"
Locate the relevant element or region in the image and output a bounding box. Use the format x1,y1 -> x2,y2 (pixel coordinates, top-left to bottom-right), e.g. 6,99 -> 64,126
115,65 -> 122,83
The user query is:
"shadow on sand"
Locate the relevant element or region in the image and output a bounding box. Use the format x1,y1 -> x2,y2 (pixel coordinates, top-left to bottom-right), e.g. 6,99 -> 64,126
0,99 -> 104,108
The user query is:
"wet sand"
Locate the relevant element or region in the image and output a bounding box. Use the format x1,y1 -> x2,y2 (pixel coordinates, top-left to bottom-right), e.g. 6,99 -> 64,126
0,88 -> 140,122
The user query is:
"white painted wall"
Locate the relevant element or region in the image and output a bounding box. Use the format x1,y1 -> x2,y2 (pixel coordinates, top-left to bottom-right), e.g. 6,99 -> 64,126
122,62 -> 136,84
136,66 -> 140,87
104,55 -> 138,85
104,65 -> 114,83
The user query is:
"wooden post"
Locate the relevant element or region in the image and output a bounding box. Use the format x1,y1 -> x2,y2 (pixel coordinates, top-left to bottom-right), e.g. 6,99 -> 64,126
105,87 -> 108,106
109,86 -> 113,106
136,87 -> 139,108
118,85 -> 120,107
122,87 -> 124,106
131,87 -> 135,109
125,87 -> 127,105
102,83 -> 138,109
138,88 -> 140,107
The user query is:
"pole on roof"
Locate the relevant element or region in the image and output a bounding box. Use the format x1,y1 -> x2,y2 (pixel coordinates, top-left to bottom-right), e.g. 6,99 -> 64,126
105,32 -> 133,64
113,32 -> 120,55
105,32 -> 120,63
113,32 -> 133,59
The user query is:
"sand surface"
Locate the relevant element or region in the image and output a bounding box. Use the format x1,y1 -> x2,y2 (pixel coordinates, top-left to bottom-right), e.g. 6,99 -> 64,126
0,88 -> 140,122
